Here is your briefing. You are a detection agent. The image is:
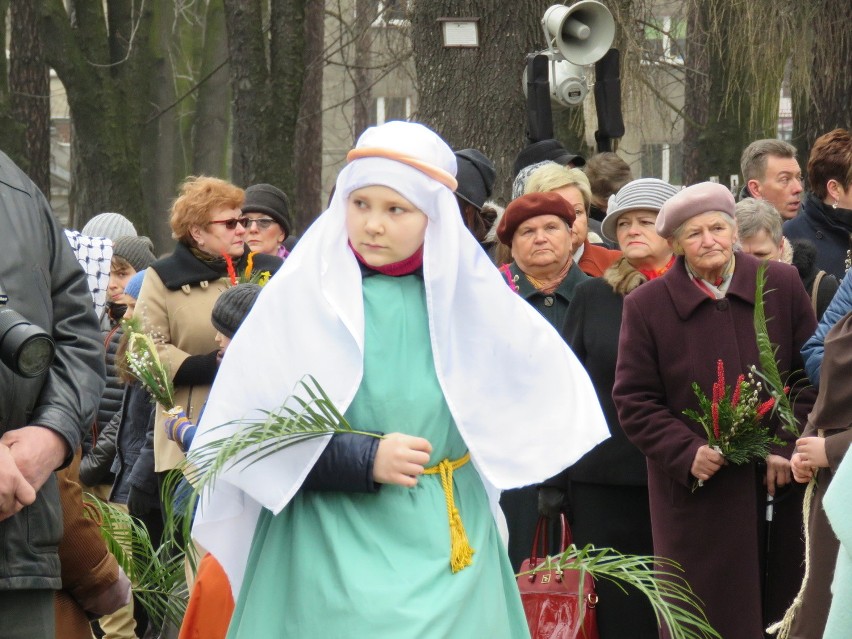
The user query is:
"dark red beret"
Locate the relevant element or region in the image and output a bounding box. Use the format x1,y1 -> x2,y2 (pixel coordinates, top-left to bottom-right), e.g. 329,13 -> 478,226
497,191 -> 576,246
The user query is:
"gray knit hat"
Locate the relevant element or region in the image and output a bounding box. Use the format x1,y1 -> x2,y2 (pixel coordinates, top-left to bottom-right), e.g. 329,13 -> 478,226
112,235 -> 156,272
242,184 -> 292,236
600,178 -> 681,243
211,283 -> 262,339
81,212 -> 137,240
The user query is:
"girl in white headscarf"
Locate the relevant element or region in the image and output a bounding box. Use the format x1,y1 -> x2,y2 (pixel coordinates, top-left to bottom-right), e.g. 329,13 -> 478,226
191,121 -> 608,637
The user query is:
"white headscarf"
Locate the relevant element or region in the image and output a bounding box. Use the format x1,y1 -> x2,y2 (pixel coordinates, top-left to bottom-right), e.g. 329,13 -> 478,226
191,121 -> 609,595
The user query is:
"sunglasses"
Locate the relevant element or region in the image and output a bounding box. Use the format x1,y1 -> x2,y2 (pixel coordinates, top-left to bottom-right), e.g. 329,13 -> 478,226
239,217 -> 278,230
207,218 -> 245,231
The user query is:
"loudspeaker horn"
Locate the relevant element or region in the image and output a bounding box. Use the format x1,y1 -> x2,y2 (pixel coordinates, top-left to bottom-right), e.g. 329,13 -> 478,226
542,1 -> 615,66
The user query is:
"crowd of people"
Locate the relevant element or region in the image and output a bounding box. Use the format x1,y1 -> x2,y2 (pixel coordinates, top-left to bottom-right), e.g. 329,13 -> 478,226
0,121 -> 850,639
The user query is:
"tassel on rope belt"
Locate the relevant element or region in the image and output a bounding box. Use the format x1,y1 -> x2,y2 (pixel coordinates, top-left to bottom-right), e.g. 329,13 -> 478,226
423,451 -> 475,573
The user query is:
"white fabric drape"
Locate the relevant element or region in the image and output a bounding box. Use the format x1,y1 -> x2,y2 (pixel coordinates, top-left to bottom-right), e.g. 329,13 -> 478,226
191,121 -> 609,596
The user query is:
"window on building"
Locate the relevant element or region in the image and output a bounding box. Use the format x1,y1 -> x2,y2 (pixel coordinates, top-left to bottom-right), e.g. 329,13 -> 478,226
371,96 -> 411,125
641,143 -> 683,185
642,16 -> 685,64
374,0 -> 409,27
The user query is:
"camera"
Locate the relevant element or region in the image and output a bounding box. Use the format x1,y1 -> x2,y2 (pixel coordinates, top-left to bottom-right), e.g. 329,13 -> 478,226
0,286 -> 55,378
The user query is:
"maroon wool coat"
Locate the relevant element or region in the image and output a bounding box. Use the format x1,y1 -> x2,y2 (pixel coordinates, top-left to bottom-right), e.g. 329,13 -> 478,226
612,253 -> 817,639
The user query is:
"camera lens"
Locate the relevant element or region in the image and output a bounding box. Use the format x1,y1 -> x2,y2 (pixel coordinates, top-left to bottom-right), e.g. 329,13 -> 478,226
0,308 -> 55,378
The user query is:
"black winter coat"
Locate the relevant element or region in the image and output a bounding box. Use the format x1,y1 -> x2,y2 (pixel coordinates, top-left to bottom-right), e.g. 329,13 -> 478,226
783,193 -> 852,279
96,327 -> 124,438
0,150 -> 105,590
562,277 -> 648,485
110,384 -> 156,504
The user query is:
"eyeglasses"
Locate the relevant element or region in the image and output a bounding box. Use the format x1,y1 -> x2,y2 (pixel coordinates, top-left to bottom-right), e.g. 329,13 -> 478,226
207,218 -> 244,230
239,217 -> 278,231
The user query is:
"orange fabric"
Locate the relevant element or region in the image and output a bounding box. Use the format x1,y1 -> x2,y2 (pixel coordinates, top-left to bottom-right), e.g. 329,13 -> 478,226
179,553 -> 235,639
346,147 -> 459,191
578,240 -> 622,277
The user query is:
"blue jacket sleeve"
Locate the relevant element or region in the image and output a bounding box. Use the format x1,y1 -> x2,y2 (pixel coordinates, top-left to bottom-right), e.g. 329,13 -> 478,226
802,269 -> 852,386
303,432 -> 383,493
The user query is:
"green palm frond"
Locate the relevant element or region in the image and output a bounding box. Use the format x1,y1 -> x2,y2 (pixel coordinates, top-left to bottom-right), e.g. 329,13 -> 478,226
521,546 -> 721,639
84,496 -> 187,627
753,262 -> 799,436
161,375 -> 383,564
158,376 -> 718,639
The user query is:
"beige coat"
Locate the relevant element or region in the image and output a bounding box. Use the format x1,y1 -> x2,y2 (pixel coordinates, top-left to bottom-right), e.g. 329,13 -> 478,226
136,267 -> 230,471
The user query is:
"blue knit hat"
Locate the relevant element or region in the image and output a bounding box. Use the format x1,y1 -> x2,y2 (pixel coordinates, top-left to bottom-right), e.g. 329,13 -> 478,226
124,269 -> 146,300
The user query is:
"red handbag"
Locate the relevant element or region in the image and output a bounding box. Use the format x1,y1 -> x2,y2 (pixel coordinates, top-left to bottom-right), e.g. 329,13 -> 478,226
516,514 -> 599,639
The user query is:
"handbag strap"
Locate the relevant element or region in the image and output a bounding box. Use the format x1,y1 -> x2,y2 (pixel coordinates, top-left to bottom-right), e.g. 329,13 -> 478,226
529,516 -> 548,565
528,513 -> 575,564
557,512 -> 574,550
811,270 -> 826,316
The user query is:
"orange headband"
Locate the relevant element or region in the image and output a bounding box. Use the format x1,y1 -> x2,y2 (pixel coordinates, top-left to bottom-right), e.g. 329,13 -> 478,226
346,147 -> 458,192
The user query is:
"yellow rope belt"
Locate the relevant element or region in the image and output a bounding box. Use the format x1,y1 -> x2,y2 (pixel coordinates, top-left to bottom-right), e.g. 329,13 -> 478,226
423,451 -> 474,573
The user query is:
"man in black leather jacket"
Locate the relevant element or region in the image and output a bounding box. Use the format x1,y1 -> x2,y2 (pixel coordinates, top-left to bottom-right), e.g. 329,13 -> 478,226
0,150 -> 105,637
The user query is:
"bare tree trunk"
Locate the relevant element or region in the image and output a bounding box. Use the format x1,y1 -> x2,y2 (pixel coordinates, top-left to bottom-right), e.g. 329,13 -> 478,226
411,0 -> 542,203
681,0 -> 782,185
34,0 -> 152,231
139,0 -> 180,249
223,0 -> 271,186
293,0 -> 324,229
681,0 -> 710,186
352,0 -> 375,139
10,0 -> 50,195
0,1 -> 28,167
193,0 -> 230,177
802,0 -> 852,150
269,0 -> 308,192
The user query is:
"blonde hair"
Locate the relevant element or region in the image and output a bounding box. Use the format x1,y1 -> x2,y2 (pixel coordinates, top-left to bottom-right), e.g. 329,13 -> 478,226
524,164 -> 592,212
170,176 -> 245,245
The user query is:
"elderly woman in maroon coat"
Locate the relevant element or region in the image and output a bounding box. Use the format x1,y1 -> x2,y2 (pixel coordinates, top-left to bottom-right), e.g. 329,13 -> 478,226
612,182 -> 817,639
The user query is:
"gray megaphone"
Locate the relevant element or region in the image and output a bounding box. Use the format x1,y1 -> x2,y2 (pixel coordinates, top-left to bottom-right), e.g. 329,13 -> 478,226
542,0 -> 615,66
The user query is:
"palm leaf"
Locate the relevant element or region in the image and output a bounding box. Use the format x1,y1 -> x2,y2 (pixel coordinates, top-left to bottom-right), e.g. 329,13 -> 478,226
83,495 -> 187,627
160,376 -> 381,567
752,262 -> 798,436
162,376 -> 719,639
521,545 -> 722,639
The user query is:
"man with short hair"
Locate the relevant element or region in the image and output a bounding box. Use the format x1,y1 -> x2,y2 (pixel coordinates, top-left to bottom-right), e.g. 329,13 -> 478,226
739,138 -> 803,220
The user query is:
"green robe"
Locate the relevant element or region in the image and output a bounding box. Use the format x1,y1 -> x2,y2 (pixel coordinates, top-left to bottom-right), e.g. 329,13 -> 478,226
226,273 -> 530,638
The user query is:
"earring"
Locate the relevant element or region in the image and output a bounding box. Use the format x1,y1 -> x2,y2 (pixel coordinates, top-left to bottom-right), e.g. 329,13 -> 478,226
834,200 -> 839,210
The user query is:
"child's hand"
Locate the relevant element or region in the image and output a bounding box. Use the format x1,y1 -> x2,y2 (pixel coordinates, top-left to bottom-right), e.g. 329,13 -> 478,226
796,436 -> 828,470
373,433 -> 432,488
791,452 -> 814,483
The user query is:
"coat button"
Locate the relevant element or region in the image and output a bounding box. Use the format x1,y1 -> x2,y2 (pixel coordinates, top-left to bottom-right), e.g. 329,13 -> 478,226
816,231 -> 824,239
717,299 -> 729,310
544,296 -> 554,307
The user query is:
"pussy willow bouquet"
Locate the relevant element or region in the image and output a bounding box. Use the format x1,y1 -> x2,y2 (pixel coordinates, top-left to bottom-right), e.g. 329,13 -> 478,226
684,359 -> 783,466
122,316 -> 176,410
